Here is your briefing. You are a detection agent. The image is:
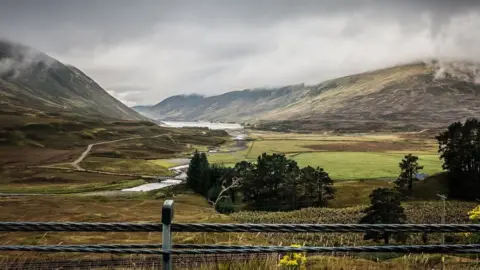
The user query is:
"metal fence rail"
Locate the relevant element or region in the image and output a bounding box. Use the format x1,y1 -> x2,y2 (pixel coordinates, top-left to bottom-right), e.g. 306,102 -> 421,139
3,222 -> 480,233
2,200 -> 480,270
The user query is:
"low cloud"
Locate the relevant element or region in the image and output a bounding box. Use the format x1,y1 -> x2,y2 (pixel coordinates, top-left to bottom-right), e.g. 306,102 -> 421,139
1,1 -> 480,105
0,39 -> 56,78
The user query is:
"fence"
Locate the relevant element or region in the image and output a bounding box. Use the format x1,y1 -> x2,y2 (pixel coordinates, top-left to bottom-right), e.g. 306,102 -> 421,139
2,200 -> 480,269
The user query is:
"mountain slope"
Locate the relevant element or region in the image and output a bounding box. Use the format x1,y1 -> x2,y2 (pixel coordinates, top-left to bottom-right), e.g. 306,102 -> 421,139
0,40 -> 146,120
135,60 -> 480,132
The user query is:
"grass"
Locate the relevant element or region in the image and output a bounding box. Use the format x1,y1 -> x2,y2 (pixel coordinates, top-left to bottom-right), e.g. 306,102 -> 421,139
292,152 -> 443,180
195,254 -> 480,270
150,159 -> 179,168
0,194 -> 248,260
0,179 -> 145,194
3,254 -> 479,269
329,180 -> 393,207
248,130 -> 406,142
205,131 -> 441,180
209,151 -> 443,181
80,157 -> 173,176
245,140 -> 353,156
0,169 -> 148,194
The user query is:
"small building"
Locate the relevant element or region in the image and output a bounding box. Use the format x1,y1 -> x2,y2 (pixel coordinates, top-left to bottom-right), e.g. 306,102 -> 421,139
416,173 -> 429,180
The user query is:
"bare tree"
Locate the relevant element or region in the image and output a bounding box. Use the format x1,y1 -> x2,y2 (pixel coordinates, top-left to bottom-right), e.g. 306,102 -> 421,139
209,177 -> 242,207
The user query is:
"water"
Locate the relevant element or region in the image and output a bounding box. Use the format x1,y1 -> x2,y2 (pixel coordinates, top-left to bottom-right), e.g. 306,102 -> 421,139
121,180 -> 182,192
161,121 -> 242,130
122,121 -> 244,192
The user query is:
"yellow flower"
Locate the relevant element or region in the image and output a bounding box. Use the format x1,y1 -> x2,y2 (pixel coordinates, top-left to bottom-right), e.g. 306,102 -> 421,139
468,205 -> 480,221
278,244 -> 308,269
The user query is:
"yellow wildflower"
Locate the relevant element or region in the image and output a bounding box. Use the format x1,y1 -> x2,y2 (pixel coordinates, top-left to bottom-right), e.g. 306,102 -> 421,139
278,244 -> 308,269
468,205 -> 480,221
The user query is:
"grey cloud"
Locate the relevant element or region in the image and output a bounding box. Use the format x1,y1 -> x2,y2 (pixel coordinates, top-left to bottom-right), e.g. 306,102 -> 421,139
1,0 -> 480,105
0,39 -> 56,78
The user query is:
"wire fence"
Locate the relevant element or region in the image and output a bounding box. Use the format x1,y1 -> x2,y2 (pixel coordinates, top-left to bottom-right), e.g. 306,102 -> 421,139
2,199 -> 480,270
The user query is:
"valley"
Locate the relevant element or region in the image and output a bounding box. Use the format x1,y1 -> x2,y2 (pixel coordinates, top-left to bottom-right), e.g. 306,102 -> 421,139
1,40 -> 480,269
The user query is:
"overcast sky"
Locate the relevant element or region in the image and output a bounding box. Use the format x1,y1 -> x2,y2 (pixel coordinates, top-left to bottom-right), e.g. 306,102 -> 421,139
1,0 -> 480,106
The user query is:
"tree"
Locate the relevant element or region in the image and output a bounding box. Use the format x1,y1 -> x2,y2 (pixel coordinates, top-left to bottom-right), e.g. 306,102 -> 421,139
186,150 -> 210,195
312,167 -> 335,206
198,152 -> 210,196
437,118 -> 480,200
394,154 -> 424,195
297,166 -> 335,208
242,153 -> 300,211
186,150 -> 201,191
359,188 -> 407,244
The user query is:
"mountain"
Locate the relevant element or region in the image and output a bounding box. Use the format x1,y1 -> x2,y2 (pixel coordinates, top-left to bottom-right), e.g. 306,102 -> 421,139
134,60 -> 480,132
0,39 -> 146,120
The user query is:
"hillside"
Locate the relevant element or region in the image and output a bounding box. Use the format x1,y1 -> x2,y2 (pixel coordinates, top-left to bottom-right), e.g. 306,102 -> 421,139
0,39 -> 146,121
135,60 -> 480,132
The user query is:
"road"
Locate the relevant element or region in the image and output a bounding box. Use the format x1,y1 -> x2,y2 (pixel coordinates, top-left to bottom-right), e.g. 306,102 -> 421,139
72,135 -> 168,170
71,137 -> 141,170
37,134 -> 168,172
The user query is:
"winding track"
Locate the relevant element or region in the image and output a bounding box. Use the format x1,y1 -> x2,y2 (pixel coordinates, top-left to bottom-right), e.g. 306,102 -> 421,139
71,137 -> 142,170
41,134 -> 167,172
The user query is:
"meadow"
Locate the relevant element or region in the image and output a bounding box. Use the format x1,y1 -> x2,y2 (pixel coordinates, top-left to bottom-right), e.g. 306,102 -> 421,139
208,130 -> 442,180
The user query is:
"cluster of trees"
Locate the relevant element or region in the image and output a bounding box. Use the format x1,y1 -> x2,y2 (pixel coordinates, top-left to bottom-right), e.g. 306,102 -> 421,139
187,152 -> 335,212
437,118 -> 480,200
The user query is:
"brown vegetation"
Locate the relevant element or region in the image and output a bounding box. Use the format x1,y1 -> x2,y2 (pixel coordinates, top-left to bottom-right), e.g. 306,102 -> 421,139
304,140 -> 434,152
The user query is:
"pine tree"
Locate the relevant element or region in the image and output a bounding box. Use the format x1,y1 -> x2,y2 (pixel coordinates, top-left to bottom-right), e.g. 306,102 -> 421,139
359,188 -> 407,244
186,150 -> 201,191
313,167 -> 335,207
199,152 -> 210,195
394,154 -> 423,195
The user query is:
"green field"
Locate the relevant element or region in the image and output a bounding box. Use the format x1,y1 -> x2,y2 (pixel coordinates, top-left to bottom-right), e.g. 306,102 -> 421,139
207,132 -> 442,180
292,152 -> 442,180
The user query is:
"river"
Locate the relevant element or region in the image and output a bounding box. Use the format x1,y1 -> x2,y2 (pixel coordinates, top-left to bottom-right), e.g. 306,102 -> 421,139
121,121 -> 244,192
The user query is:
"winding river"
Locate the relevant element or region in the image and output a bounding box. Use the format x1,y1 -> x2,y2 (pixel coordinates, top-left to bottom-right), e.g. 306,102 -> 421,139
122,121 -> 245,192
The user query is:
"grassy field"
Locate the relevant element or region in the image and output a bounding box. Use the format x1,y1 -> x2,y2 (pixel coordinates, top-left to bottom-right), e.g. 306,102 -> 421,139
80,157 -> 174,176
0,168 -> 147,194
207,131 -> 442,180
292,152 -> 442,180
329,180 -> 393,207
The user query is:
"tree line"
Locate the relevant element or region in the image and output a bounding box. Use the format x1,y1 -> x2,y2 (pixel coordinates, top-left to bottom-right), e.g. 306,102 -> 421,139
360,117 -> 480,244
186,152 -> 335,212
437,118 -> 480,200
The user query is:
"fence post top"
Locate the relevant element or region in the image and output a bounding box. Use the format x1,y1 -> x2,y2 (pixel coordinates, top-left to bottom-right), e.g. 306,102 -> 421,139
162,200 -> 174,225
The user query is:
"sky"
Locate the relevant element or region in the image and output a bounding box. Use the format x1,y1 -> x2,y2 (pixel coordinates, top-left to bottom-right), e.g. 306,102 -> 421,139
1,0 -> 480,106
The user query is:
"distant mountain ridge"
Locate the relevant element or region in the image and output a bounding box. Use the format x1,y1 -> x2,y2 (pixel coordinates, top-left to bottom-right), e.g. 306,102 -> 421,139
134,60 -> 480,132
0,39 -> 147,120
